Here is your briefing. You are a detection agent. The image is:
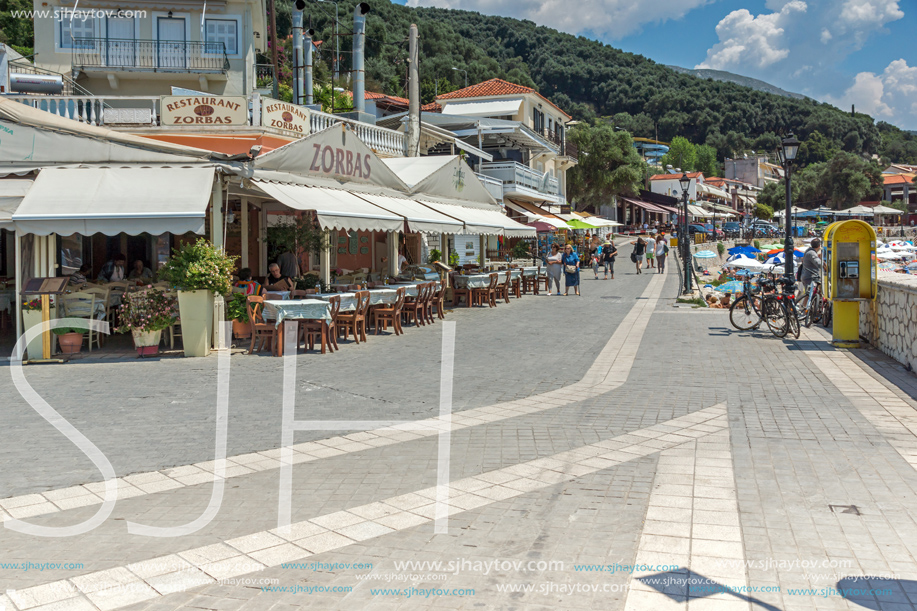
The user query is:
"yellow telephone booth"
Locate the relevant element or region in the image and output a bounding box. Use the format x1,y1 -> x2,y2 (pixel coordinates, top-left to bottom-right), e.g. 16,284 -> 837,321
821,220 -> 878,348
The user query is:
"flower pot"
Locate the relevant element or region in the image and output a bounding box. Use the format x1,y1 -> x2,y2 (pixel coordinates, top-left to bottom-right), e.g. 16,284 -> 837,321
21,307 -> 58,360
57,332 -> 84,355
132,329 -> 162,357
232,319 -> 251,339
177,290 -> 214,357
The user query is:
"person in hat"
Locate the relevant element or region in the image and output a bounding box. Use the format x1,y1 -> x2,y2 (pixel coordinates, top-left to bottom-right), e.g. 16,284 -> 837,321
601,240 -> 617,280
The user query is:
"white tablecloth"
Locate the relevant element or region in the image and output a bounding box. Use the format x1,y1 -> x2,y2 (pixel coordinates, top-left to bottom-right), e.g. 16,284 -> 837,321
314,292 -> 357,312
263,299 -> 332,326
453,274 -> 496,289
0,289 -> 13,313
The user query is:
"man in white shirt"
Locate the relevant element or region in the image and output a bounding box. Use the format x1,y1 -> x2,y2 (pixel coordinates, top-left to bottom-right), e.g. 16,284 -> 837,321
645,235 -> 656,269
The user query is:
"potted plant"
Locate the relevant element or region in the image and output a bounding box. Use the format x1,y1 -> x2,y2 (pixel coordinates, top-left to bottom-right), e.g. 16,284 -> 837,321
157,239 -> 236,357
53,327 -> 84,355
428,249 -> 442,264
226,292 -> 251,339
448,251 -> 460,268
115,288 -> 178,357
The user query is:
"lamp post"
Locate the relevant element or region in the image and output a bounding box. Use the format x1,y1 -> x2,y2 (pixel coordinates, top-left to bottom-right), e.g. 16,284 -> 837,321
777,134 -> 800,281
679,173 -> 692,295
451,66 -> 468,88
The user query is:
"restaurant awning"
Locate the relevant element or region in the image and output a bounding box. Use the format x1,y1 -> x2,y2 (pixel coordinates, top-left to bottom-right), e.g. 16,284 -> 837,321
253,180 -> 404,233
416,199 -> 536,236
440,98 -> 524,117
504,200 -> 567,228
621,197 -> 669,214
13,167 -> 215,236
351,192 -> 464,234
0,179 -> 32,229
688,204 -> 711,217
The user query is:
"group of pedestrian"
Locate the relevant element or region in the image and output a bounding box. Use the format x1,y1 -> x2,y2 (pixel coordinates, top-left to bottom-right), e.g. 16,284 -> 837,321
544,236 -> 619,296
629,233 -> 669,274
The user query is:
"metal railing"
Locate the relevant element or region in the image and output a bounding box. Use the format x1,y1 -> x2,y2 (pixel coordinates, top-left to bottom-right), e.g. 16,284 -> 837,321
474,172 -> 505,201
72,38 -> 229,73
479,161 -> 559,197
538,128 -> 577,160
308,109 -> 404,157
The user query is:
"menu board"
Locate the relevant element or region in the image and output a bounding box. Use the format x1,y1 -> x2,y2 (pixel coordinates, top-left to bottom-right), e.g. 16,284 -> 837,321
21,277 -> 69,295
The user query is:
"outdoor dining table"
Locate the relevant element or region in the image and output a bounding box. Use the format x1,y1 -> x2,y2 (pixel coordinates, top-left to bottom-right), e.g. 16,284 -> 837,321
263,299 -> 333,355
0,288 -> 13,314
388,280 -> 441,297
313,292 -> 357,312
452,274 -> 494,289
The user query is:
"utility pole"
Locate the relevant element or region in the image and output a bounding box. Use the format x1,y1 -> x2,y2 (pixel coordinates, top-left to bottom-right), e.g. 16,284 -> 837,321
406,23 -> 420,157
292,1 -> 304,105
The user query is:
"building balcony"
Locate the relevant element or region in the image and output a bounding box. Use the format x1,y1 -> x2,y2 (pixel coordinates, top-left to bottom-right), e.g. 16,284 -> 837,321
538,129 -> 577,160
71,38 -> 229,76
479,161 -> 559,203
474,172 -> 505,202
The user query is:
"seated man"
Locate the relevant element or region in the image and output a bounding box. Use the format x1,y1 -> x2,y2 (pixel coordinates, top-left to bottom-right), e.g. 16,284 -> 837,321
234,268 -> 263,295
263,263 -> 293,291
128,259 -> 153,280
70,264 -> 91,285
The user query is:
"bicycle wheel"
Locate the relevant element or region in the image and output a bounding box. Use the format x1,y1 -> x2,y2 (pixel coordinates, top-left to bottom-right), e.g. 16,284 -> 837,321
822,299 -> 832,328
730,296 -> 761,330
764,297 -> 788,338
787,303 -> 800,339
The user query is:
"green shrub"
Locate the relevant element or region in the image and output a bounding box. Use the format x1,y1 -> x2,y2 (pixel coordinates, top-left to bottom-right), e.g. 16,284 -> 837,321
428,249 -> 442,264
158,239 -> 237,295
226,292 -> 249,323
717,242 -> 725,256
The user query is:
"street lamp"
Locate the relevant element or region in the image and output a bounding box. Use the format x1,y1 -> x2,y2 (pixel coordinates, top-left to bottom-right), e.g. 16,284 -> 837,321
777,134 -> 800,282
679,172 -> 692,295
451,66 -> 468,89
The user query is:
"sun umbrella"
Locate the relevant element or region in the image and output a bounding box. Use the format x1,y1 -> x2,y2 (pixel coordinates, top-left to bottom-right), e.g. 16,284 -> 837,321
727,246 -> 761,255
527,221 -> 557,233
717,281 -> 746,294
725,258 -> 766,270
693,250 -> 717,259
726,253 -> 753,262
566,219 -> 598,230
766,248 -> 805,257
878,261 -> 898,271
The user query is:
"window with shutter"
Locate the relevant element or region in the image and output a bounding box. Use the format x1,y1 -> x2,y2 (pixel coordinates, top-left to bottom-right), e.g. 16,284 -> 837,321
205,19 -> 237,55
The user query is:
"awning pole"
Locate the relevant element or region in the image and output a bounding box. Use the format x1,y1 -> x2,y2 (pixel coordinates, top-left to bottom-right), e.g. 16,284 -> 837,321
241,198 -> 249,267
13,230 -> 22,361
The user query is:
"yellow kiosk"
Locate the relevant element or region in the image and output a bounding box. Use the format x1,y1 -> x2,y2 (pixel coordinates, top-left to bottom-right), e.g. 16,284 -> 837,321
821,220 -> 877,348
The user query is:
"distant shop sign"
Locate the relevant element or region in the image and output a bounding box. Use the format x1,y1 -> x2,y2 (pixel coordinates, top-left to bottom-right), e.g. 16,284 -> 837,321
262,98 -> 311,136
161,96 -> 248,126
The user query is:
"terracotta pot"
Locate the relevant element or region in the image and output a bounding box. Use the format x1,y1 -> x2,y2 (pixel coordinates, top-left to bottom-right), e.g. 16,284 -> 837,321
57,332 -> 83,355
232,318 -> 251,339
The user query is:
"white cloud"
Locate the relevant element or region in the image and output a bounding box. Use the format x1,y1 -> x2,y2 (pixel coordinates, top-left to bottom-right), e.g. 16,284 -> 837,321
696,1 -> 806,70
696,0 -> 903,71
826,59 -> 917,126
405,0 -> 711,40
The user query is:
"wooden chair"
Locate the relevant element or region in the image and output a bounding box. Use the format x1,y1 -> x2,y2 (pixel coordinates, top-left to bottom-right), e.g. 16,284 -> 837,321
373,287 -> 405,335
495,271 -> 512,304
245,296 -> 277,355
451,273 -> 472,307
80,285 -> 112,341
537,269 -> 550,294
430,283 -> 447,320
472,274 -> 499,308
421,282 -> 438,324
61,292 -> 103,351
290,289 -> 318,298
337,290 -> 370,344
300,295 -> 339,353
264,292 -> 285,300
510,273 -> 522,298
401,283 -> 427,327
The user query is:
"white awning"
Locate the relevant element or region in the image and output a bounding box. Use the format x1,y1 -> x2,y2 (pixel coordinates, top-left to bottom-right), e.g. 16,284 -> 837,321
698,183 -> 730,200
13,168 -> 214,236
254,181 -> 404,233
350,192 -> 464,234
0,179 -> 32,229
503,201 -> 568,228
440,98 -> 524,117
416,200 -> 536,237
688,205 -> 710,217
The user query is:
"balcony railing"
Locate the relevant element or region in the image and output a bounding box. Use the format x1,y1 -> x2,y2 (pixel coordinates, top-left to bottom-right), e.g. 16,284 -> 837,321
5,94 -> 406,157
474,172 -> 505,202
538,128 -> 577,160
72,38 -> 229,74
479,161 -> 559,199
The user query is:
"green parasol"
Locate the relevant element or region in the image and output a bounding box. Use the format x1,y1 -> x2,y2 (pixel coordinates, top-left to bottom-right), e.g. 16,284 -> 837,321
565,219 -> 598,230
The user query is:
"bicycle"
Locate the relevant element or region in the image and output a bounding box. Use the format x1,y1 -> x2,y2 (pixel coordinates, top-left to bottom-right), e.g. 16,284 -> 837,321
799,276 -> 822,328
729,274 -> 764,330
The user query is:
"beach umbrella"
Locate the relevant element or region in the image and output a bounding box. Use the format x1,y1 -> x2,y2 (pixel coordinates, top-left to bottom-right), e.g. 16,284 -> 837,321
694,250 -> 717,259
726,253 -> 753,262
727,246 -> 761,255
878,261 -> 898,271
725,258 -> 766,270
717,281 -> 746,294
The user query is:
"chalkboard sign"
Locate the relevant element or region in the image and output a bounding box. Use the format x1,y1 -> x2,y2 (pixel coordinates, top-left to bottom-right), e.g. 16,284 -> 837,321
21,277 -> 69,295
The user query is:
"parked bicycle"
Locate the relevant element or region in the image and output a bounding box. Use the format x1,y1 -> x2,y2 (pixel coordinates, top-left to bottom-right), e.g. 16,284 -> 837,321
729,274 -> 764,331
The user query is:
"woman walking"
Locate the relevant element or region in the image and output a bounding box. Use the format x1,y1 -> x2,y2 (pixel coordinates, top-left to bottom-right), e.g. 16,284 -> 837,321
587,238 -> 601,280
546,243 -> 564,295
646,234 -> 656,269
630,237 -> 646,274
655,233 -> 668,273
562,244 -> 581,296
602,240 -> 617,279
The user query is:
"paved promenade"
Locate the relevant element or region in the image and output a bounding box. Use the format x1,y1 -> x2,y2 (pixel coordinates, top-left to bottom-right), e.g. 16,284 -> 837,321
2,248 -> 917,611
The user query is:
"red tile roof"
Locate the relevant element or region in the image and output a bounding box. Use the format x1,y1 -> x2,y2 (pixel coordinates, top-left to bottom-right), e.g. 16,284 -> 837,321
435,78 -> 572,119
649,172 -> 704,181
884,174 -> 914,185
421,101 -> 442,113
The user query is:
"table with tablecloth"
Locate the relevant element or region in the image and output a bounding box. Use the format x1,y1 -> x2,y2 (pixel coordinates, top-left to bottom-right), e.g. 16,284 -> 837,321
452,274 -> 496,289
314,292 -> 357,312
0,289 -> 13,314
263,299 -> 332,325
388,281 -> 441,297
521,266 -> 543,277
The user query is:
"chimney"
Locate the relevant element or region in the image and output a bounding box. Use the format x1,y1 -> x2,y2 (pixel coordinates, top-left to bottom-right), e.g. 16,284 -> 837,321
352,2 -> 370,114
292,0 -> 304,104
406,24 -> 420,157
305,26 -> 314,105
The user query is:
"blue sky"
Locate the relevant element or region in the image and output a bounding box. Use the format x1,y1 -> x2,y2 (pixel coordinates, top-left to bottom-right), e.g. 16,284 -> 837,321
397,0 -> 917,130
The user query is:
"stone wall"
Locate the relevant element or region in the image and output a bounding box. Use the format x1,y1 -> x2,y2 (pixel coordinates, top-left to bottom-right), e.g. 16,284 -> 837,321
859,272 -> 917,369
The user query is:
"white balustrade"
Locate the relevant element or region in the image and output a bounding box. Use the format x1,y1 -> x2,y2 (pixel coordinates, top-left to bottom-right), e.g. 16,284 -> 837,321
479,161 -> 559,197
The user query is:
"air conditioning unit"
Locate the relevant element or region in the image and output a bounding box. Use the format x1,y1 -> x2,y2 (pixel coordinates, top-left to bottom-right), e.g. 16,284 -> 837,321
102,107 -> 154,125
